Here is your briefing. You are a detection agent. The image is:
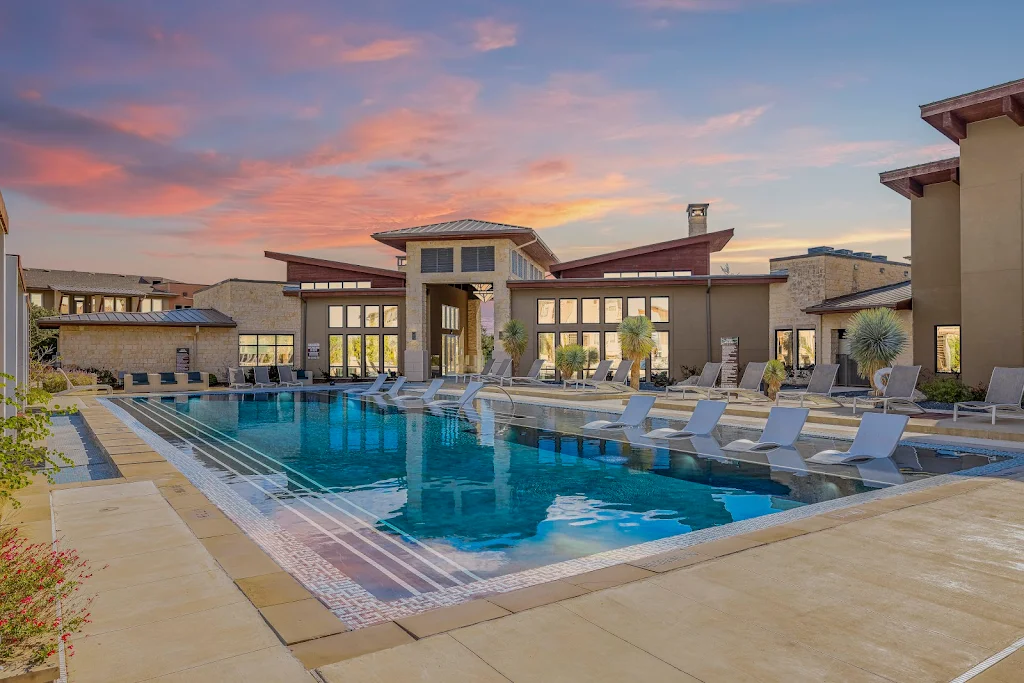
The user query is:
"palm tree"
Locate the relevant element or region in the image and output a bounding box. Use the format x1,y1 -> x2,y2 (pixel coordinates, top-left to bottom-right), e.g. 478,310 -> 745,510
847,307 -> 909,394
764,359 -> 787,400
555,344 -> 587,381
500,319 -> 528,374
617,316 -> 655,389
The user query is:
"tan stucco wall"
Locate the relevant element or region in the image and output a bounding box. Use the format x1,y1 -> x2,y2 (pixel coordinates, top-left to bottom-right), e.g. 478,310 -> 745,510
910,181 -> 961,373
58,326 -> 236,378
303,295 -> 405,378
820,310 -> 914,368
959,117 -> 1024,385
769,254 -> 911,365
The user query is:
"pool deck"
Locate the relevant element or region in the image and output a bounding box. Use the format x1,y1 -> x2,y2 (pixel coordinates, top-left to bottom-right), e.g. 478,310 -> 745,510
15,392 -> 1024,682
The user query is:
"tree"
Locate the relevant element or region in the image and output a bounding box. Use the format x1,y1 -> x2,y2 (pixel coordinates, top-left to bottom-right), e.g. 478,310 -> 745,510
554,344 -> 587,381
617,316 -> 655,389
764,359 -> 787,400
481,333 -> 494,363
29,305 -> 59,362
847,307 -> 909,394
500,319 -> 528,373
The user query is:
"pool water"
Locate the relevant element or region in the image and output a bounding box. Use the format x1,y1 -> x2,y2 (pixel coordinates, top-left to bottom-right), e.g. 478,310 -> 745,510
108,390 -> 1001,624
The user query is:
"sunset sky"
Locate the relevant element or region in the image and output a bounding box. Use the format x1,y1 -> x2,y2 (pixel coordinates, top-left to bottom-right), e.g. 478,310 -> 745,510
1,0 -> 1021,284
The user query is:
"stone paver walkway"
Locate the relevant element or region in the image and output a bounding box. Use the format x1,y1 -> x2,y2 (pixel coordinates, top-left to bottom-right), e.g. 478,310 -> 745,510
53,481 -> 313,683
319,473 -> 1024,683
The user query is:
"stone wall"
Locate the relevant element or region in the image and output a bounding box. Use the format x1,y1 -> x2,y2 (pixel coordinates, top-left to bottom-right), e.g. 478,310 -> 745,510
820,309 -> 914,369
58,326 -> 236,379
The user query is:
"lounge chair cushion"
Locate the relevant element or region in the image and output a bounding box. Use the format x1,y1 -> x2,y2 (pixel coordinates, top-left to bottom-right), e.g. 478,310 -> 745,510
187,372 -> 203,384
130,372 -> 150,385
159,372 -> 177,385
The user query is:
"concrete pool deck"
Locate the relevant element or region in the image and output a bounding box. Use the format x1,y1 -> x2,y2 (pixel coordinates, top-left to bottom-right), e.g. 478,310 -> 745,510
24,393 -> 1024,682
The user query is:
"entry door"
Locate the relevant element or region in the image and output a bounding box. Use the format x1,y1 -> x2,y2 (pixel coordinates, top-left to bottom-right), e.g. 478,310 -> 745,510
442,334 -> 462,376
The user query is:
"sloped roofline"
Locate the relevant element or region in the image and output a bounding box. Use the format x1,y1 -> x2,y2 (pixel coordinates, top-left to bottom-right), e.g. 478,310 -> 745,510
264,251 -> 406,280
370,219 -> 559,268
803,280 -> 912,314
548,229 -> 734,274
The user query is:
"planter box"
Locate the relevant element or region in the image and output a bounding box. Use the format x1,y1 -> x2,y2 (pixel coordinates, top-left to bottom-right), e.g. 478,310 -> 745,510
0,663 -> 60,683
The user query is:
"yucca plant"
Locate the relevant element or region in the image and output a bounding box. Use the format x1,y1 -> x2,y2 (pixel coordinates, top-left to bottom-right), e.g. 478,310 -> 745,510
847,307 -> 909,394
618,316 -> 656,389
764,359 -> 787,400
555,344 -> 587,381
500,319 -> 528,374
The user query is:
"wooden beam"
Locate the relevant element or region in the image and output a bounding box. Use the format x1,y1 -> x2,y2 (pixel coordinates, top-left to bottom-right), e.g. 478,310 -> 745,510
907,178 -> 924,198
951,168 -> 960,185
1002,96 -> 1024,126
942,111 -> 968,140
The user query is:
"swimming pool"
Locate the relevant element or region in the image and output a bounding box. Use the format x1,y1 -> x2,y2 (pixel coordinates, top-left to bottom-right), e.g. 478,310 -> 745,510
104,390 -> 1004,626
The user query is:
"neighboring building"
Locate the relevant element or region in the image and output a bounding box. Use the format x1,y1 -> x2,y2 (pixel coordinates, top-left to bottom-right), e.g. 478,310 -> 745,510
0,190 -> 32,412
768,247 -> 912,382
880,77 -> 1024,385
23,268 -> 207,314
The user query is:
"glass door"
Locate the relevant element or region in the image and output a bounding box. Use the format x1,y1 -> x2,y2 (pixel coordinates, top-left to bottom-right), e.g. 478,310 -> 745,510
442,334 -> 462,376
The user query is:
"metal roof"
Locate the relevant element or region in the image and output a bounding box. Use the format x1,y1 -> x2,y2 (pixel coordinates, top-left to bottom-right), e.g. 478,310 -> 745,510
549,229 -> 734,274
22,268 -> 179,295
803,281 -> 912,315
373,219 -> 535,237
371,218 -> 559,267
36,308 -> 237,329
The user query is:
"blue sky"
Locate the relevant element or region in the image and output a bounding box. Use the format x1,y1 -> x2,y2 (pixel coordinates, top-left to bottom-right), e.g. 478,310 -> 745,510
1,0 -> 1021,283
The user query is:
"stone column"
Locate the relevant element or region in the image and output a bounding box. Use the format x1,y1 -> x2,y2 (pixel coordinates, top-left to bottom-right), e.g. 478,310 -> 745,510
404,281 -> 430,381
466,298 -> 482,372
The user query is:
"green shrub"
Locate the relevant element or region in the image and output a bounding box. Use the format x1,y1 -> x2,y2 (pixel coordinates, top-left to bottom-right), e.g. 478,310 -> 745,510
208,373 -> 218,386
554,344 -> 587,379
919,377 -> 986,403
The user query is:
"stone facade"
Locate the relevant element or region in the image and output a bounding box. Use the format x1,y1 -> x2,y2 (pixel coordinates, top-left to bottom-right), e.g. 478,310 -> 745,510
768,252 -> 912,367
820,309 -> 914,370
57,325 -> 236,379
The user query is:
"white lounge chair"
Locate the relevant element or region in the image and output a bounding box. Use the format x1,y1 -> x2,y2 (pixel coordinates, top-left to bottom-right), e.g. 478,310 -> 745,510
344,373 -> 387,395
428,381 -> 484,411
582,394 -> 657,431
228,367 -> 252,389
583,360 -> 634,393
566,360 -> 613,390
809,412 -> 909,464
457,359 -> 493,384
364,376 -> 404,397
276,366 -> 303,387
393,378 -> 445,404
718,362 -> 769,403
953,366 -> 1024,425
666,362 -> 723,399
723,406 -> 809,452
499,359 -> 547,387
381,376 -> 407,398
643,400 -> 727,439
253,367 -> 278,388
852,365 -> 922,414
775,364 -> 839,407
474,358 -> 511,383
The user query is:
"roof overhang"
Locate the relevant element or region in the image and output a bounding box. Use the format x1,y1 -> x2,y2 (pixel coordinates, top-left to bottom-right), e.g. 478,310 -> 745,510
921,78 -> 1024,143
0,189 -> 8,235
548,229 -> 734,275
879,157 -> 961,199
803,300 -> 912,315
264,251 -> 405,280
371,226 -> 559,268
284,287 -> 407,297
507,272 -> 786,289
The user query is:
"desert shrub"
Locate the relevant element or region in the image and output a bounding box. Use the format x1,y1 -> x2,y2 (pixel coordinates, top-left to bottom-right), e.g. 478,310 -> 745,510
764,359 -> 787,399
919,377 -> 986,404
80,368 -> 117,387
39,372 -> 68,395
677,364 -> 702,381
554,344 -> 587,379
64,371 -> 96,387
208,373 -> 218,386
649,371 -> 671,388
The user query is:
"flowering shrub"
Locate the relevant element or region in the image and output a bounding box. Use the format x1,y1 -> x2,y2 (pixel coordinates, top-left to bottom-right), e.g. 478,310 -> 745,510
0,525 -> 95,666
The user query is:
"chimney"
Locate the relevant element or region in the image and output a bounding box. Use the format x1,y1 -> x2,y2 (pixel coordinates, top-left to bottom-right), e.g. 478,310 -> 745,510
687,203 -> 709,237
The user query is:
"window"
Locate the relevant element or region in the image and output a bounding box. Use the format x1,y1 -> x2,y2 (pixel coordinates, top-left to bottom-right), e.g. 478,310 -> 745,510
537,333 -> 556,379
442,304 -> 460,330
347,336 -> 363,378
302,281 -> 371,290
674,270 -> 692,277
461,246 -> 495,272
582,332 -> 601,372
559,332 -> 579,347
775,330 -> 793,367
71,296 -> 86,314
537,299 -> 555,325
347,305 -> 361,328
604,272 -> 621,279
421,248 -> 454,273
559,299 -> 578,324
604,332 -> 621,369
650,297 -> 669,323
936,325 -> 961,373
29,292 -> 43,307
301,283 -> 315,291
627,297 -> 646,318
604,298 -> 622,324
652,331 -> 669,375
603,271 -> 692,279
797,329 -> 816,369
141,298 -> 163,313
581,298 -> 600,324
328,306 -> 345,328
365,305 -> 380,328
383,335 -> 399,374
239,334 -> 294,367
365,335 -> 381,374
329,335 -> 345,377
59,296 -> 69,314
383,305 -> 399,328
113,297 -> 127,312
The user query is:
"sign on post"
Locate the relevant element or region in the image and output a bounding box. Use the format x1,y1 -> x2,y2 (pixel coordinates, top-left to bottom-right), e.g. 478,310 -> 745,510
175,347 -> 190,372
720,337 -> 739,388
307,342 -> 320,360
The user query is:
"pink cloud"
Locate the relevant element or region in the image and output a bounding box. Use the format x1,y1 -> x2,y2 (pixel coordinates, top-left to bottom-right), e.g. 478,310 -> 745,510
634,0 -> 803,11
338,38 -> 419,63
472,19 -> 518,51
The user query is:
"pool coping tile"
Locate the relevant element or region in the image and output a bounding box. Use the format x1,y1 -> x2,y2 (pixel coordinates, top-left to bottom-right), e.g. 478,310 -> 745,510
485,579 -> 591,613
288,622 -> 415,669
236,571 -> 314,608
395,600 -> 510,639
258,598 -> 350,645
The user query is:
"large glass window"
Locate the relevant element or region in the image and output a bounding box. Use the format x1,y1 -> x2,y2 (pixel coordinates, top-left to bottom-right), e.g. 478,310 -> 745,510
239,334 -> 294,367
461,246 -> 495,272
383,335 -> 399,374
559,299 -> 578,324
581,298 -> 600,324
383,305 -> 399,328
538,332 -> 556,379
347,305 -> 362,328
652,331 -> 670,375
604,331 -> 621,370
329,335 -> 345,377
421,247 -> 454,273
441,304 -> 460,330
559,332 -> 579,347
365,335 -> 381,374
775,330 -> 793,367
627,297 -> 646,318
936,325 -> 961,373
347,336 -> 363,378
328,306 -> 345,328
71,296 -> 86,314
797,329 -> 816,369
650,297 -> 669,323
537,299 -> 555,325
141,298 -> 163,313
29,292 -> 44,307
604,298 -> 622,324
365,305 -> 381,328
582,332 -> 601,373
